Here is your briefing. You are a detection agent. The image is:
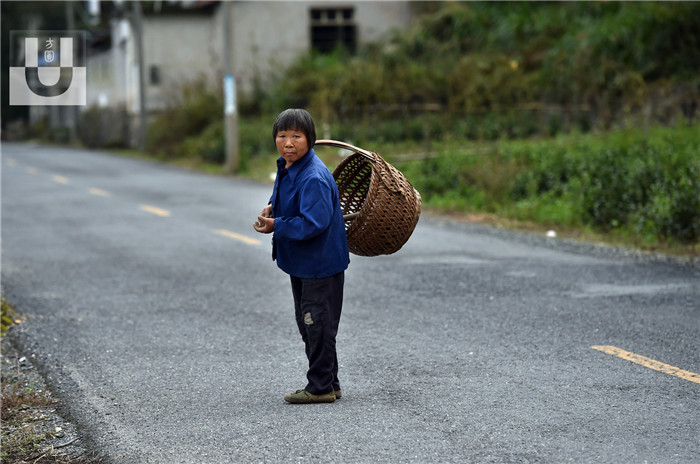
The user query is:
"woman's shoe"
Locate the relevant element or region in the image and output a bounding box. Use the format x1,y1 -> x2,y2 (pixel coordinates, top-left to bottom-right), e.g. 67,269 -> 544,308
284,389 -> 336,404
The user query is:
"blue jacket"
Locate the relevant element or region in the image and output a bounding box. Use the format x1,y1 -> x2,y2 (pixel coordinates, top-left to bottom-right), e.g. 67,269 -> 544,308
270,148 -> 350,278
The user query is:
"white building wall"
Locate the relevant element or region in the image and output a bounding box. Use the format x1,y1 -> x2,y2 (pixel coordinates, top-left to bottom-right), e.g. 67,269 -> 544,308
227,1 -> 307,91
85,50 -> 113,108
227,1 -> 412,93
142,13 -> 223,111
85,19 -> 129,110
354,1 -> 412,41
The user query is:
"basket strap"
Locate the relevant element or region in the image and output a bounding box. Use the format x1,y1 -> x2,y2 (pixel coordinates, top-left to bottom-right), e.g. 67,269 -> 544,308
318,139 -> 409,194
315,139 -> 375,161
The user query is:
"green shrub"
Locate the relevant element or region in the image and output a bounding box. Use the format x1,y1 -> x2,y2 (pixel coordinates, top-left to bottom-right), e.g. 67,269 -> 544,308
1,298 -> 18,336
575,141 -> 698,243
631,148 -> 700,242
240,116 -> 276,158
80,105 -> 129,148
398,123 -> 699,245
147,79 -> 222,158
181,120 -> 225,164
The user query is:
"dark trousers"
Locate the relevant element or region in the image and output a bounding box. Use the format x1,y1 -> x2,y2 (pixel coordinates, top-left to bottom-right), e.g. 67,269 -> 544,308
290,272 -> 344,395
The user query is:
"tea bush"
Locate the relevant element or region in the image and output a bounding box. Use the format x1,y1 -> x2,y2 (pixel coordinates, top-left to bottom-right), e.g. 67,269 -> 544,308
396,124 -> 699,245
630,146 -> 700,242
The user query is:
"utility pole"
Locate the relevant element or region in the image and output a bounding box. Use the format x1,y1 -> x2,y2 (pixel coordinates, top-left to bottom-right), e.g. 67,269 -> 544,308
65,0 -> 78,144
223,1 -> 240,173
132,0 -> 147,152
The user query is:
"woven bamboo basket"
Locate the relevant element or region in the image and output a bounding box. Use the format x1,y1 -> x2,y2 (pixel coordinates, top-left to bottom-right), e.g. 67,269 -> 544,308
316,140 -> 421,257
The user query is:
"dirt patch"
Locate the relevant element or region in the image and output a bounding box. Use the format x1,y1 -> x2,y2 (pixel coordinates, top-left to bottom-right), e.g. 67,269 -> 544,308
1,337 -> 104,463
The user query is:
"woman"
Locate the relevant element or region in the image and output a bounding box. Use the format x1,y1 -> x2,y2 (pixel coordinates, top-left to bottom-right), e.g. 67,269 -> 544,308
254,109 -> 350,404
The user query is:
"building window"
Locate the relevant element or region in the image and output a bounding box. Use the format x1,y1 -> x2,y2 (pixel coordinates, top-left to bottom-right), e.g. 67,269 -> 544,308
310,7 -> 356,53
149,65 -> 161,85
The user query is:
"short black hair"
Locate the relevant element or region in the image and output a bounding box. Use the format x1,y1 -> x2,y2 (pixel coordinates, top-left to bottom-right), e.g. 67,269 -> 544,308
272,108 -> 316,148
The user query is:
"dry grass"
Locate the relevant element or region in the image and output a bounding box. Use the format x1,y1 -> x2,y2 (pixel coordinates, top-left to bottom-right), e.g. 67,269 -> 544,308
1,337 -> 104,463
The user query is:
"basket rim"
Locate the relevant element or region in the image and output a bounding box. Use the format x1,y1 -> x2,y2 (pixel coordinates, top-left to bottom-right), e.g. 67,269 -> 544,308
315,139 -> 375,161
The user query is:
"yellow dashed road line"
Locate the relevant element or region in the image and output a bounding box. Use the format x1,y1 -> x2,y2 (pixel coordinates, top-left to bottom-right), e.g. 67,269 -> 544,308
139,205 -> 171,217
213,229 -> 261,246
89,188 -> 111,197
13,163 -> 261,248
592,345 -> 700,385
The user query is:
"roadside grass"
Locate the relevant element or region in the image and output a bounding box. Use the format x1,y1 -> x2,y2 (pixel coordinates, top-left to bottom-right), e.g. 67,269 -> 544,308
1,300 -> 102,463
2,298 -> 20,336
1,299 -> 55,461
1,359 -> 99,463
1,374 -> 60,460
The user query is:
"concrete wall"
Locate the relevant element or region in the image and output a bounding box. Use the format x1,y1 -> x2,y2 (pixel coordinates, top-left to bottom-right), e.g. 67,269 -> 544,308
227,1 -> 413,93
142,13 -> 223,111
85,19 -> 128,110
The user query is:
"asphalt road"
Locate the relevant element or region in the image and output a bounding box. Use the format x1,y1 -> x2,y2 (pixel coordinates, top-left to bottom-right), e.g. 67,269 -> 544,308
2,142 -> 698,463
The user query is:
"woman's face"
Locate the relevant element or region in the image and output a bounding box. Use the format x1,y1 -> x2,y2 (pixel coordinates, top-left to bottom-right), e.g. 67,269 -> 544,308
275,129 -> 309,168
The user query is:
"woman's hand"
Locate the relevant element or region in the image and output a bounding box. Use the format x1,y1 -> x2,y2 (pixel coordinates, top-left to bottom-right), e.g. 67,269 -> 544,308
253,205 -> 274,234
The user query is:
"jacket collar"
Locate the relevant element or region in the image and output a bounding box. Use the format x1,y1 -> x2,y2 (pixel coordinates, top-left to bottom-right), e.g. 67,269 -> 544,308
277,148 -> 315,183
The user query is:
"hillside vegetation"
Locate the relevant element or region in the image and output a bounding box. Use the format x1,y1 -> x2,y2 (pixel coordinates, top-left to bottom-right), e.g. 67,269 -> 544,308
266,2 -> 699,138
146,2 -> 699,253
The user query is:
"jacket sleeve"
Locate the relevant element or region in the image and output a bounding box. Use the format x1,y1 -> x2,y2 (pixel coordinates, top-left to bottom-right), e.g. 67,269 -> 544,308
269,172 -> 279,210
273,176 -> 334,241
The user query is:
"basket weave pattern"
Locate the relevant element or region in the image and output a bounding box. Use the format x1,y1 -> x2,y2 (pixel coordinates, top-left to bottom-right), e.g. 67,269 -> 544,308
320,140 -> 421,257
